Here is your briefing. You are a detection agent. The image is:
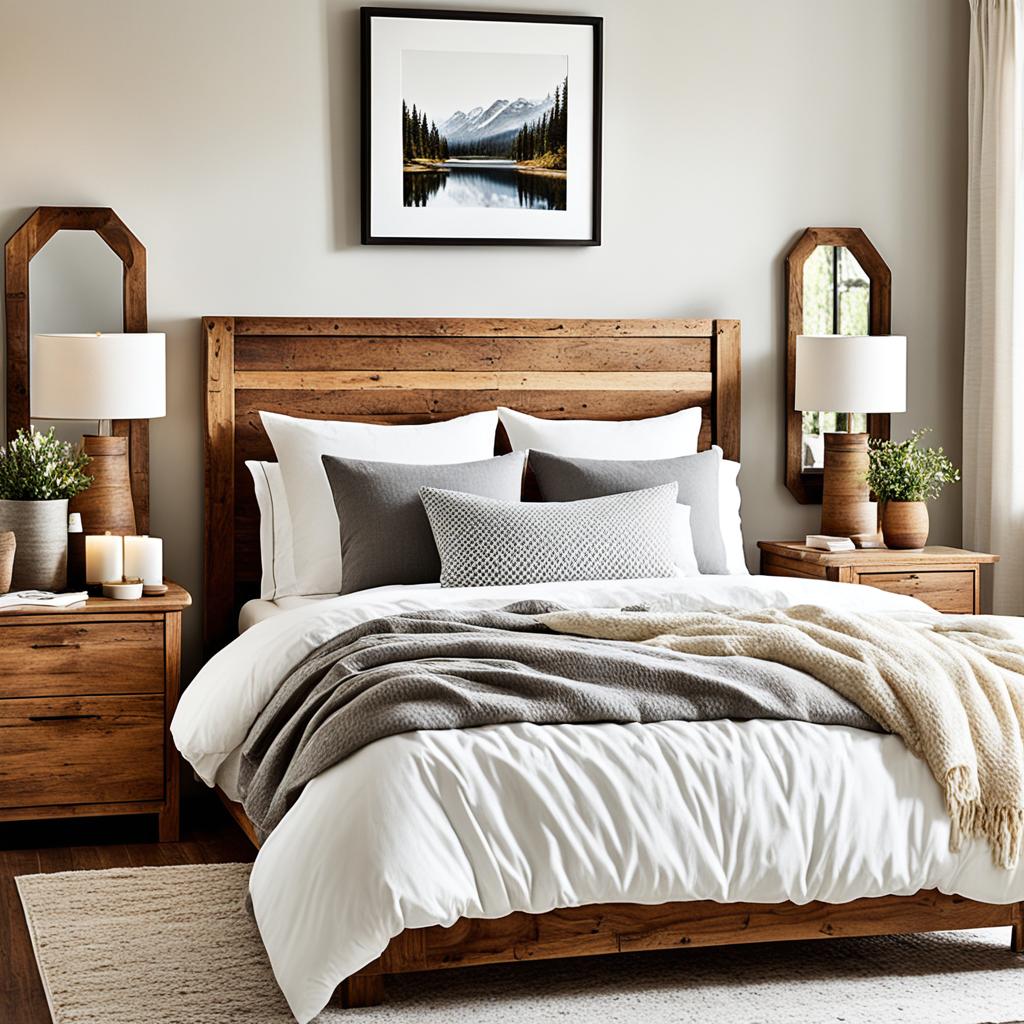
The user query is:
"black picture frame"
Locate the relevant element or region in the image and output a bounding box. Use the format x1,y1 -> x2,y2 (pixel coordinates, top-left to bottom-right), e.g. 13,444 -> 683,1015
360,6 -> 603,246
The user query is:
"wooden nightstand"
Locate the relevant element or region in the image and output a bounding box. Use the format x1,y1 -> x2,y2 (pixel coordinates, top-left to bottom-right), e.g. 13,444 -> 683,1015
0,581 -> 191,841
757,543 -> 998,614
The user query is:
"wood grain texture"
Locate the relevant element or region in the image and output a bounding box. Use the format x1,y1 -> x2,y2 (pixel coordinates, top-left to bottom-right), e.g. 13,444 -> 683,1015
0,583 -> 190,835
204,318 -> 236,652
3,207 -> 150,530
0,619 -> 163,698
231,316 -> 716,337
856,570 -> 977,614
757,542 -> 998,615
0,694 -> 164,808
784,227 -> 892,505
204,316 -> 741,653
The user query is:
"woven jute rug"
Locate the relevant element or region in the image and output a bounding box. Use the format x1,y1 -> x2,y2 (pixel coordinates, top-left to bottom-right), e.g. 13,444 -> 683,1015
15,862 -> 1024,1024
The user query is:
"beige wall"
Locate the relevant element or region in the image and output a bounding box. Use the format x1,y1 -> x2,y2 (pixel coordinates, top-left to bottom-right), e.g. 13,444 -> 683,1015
0,0 -> 970,677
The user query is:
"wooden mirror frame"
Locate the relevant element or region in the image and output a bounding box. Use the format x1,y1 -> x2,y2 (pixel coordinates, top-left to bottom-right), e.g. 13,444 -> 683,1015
785,226 -> 892,505
4,206 -> 150,531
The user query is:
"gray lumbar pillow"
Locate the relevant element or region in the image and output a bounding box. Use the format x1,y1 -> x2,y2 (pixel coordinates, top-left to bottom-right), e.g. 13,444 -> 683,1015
527,448 -> 727,574
419,483 -> 678,588
322,451 -> 526,594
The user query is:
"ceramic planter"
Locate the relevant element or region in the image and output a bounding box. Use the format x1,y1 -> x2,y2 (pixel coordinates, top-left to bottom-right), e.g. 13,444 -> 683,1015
881,500 -> 929,550
0,499 -> 68,590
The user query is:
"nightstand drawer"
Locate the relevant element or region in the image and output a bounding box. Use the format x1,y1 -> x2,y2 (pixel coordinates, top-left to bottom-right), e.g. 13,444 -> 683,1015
0,694 -> 164,809
0,619 -> 164,698
856,570 -> 976,613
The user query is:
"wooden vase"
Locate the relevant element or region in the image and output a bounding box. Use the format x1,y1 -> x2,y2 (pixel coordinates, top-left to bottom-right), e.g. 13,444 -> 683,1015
820,432 -> 877,538
69,435 -> 137,536
881,501 -> 929,550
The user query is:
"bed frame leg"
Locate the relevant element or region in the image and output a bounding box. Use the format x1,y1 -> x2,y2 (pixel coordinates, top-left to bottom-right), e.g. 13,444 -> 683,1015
1011,904 -> 1024,953
339,971 -> 384,1008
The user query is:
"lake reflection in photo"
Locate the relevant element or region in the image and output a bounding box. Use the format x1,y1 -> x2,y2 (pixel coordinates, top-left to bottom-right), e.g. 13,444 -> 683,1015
403,160 -> 566,210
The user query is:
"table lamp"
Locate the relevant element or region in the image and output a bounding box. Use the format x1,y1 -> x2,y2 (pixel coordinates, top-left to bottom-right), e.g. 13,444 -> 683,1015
795,334 -> 906,538
30,333 -> 166,537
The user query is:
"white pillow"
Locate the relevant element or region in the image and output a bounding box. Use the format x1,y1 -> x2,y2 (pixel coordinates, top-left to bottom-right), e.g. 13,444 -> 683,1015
261,409 -> 499,596
719,458 -> 748,574
498,406 -> 701,460
671,504 -> 699,576
245,461 -> 298,600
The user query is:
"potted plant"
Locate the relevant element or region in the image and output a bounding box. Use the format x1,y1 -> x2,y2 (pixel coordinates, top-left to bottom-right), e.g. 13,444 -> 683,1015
866,429 -> 960,550
0,428 -> 91,590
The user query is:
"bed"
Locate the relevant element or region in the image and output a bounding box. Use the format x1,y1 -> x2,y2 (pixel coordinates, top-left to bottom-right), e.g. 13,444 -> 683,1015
180,315 -> 1024,1022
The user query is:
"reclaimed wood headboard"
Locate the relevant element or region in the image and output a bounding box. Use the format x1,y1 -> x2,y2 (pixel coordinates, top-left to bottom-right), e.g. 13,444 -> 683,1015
203,316 -> 741,653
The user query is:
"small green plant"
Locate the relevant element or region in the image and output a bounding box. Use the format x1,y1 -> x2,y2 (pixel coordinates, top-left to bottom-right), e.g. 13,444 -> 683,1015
0,428 -> 92,500
866,429 -> 960,503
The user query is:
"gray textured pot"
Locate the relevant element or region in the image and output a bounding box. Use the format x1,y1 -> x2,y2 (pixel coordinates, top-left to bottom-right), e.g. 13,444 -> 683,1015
0,499 -> 68,591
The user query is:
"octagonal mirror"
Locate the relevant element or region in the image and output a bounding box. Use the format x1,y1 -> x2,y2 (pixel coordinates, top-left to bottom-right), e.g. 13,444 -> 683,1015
784,227 -> 892,504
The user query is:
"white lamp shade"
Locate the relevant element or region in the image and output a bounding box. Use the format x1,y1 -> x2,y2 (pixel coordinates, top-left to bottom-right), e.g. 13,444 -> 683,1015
794,335 -> 907,414
31,333 -> 166,420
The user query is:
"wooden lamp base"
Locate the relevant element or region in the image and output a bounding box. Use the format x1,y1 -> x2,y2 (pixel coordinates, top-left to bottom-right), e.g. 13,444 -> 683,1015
820,432 -> 877,538
68,435 -> 137,536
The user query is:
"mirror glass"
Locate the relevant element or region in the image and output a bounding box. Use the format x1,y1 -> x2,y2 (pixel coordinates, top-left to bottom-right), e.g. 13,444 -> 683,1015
29,232 -> 123,445
799,244 -> 871,469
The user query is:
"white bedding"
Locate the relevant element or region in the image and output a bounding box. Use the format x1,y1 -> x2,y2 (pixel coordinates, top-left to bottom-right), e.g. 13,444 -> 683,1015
238,595 -> 331,633
172,576 -> 1024,1023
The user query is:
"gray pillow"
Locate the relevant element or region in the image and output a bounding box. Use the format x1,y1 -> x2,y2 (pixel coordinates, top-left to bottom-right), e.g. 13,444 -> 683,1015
527,448 -> 727,574
322,451 -> 526,594
419,483 -> 678,588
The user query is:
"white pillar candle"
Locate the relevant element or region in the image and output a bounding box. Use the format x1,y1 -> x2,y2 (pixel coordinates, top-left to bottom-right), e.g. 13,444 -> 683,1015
124,535 -> 162,585
85,532 -> 123,584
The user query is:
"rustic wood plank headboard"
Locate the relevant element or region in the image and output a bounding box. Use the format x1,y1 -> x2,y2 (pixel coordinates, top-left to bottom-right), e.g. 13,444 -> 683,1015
203,316 -> 741,653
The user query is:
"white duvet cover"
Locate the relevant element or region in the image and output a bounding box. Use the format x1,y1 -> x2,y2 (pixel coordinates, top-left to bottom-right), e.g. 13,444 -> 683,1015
172,576 -> 1024,1023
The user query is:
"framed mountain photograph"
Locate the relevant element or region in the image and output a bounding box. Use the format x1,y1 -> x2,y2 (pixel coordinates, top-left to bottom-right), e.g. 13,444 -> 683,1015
361,7 -> 602,245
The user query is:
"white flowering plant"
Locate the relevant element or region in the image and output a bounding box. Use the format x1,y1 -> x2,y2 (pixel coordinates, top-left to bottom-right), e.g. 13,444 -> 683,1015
0,428 -> 92,500
865,429 -> 960,503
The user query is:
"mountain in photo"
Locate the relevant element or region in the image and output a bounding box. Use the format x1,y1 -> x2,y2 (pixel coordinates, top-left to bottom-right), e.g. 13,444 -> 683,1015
438,94 -> 555,144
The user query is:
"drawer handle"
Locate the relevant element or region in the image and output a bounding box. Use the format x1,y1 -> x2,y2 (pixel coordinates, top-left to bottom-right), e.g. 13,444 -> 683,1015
27,713 -> 101,722
30,642 -> 82,650
908,574 -> 920,581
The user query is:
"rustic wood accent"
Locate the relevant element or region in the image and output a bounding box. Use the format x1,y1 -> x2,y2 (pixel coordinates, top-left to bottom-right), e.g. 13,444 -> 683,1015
0,619 -> 163,698
3,207 -> 151,531
0,582 -> 190,836
0,694 -> 164,808
216,789 -> 261,848
880,500 -> 931,550
214,796 -> 1024,1008
203,316 -> 741,653
784,227 -> 892,506
757,542 -> 999,615
819,431 -> 875,537
68,434 -> 138,536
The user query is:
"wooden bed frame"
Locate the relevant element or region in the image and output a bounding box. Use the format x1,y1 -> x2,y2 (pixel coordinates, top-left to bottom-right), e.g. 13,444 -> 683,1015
202,315 -> 1023,1008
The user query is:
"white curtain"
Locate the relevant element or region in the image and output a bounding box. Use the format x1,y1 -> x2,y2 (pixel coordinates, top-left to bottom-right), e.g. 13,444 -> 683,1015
964,0 -> 1024,613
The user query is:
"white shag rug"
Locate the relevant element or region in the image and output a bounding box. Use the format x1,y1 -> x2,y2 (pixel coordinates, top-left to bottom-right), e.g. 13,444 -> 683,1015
15,862 -> 1024,1024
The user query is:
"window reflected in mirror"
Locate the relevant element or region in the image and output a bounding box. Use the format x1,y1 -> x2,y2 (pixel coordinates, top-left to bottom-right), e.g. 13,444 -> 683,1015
800,244 -> 870,470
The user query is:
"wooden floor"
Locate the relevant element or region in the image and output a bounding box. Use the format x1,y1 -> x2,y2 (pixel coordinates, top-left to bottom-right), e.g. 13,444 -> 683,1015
0,788 -> 254,1024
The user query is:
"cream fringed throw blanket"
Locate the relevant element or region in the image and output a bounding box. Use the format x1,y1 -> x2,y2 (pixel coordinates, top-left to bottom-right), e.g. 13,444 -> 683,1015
537,604 -> 1024,869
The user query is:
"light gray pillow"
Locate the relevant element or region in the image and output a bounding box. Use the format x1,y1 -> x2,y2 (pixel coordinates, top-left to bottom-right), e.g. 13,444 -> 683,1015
419,483 -> 678,588
528,448 -> 727,574
322,451 -> 526,594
